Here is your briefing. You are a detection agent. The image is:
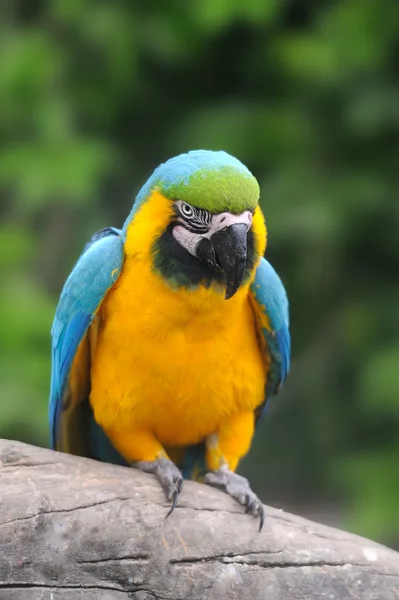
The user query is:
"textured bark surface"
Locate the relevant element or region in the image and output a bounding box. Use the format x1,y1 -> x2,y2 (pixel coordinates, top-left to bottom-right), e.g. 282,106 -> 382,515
0,439 -> 398,600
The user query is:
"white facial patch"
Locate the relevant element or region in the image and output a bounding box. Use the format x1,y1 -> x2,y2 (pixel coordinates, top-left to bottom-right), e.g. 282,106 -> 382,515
172,225 -> 203,255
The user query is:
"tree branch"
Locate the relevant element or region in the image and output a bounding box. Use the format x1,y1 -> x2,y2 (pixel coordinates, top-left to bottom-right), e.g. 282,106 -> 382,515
0,440 -> 398,600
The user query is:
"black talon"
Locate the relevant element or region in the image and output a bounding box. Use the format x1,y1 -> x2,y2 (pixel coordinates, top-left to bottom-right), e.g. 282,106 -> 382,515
258,506 -> 265,532
165,486 -> 180,518
165,477 -> 183,518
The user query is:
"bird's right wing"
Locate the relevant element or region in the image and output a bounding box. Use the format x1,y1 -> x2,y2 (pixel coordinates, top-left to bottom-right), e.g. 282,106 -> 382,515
49,227 -> 124,454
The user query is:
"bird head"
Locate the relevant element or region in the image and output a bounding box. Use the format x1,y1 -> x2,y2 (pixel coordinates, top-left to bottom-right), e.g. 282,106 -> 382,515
123,150 -> 266,299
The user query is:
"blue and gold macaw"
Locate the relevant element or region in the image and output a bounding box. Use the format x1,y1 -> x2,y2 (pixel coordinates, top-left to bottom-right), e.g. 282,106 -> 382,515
49,150 -> 290,530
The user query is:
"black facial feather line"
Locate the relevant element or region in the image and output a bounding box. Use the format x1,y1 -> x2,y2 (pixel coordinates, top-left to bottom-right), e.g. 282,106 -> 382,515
174,202 -> 211,234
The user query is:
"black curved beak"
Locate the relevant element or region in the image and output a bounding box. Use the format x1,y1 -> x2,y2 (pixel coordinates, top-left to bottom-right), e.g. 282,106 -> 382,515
196,223 -> 248,300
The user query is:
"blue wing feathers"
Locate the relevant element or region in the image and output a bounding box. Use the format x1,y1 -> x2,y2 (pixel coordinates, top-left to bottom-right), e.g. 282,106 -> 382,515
49,229 -> 124,450
250,257 -> 290,403
276,326 -> 290,383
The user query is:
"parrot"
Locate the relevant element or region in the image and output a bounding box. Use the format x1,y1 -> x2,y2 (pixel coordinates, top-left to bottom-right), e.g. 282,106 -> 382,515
49,150 -> 290,531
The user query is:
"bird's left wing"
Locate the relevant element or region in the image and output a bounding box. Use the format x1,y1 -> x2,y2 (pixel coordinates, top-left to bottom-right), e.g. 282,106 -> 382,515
250,257 -> 290,421
49,227 -> 124,453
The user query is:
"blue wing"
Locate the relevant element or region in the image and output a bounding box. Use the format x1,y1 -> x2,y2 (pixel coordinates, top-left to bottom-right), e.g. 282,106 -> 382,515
49,227 -> 124,453
250,257 -> 291,421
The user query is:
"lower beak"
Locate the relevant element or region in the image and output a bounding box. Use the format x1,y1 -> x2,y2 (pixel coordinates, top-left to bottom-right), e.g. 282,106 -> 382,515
209,223 -> 248,300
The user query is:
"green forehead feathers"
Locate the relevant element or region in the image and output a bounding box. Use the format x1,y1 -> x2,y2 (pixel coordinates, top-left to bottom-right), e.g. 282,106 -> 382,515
130,150 -> 260,222
160,164 -> 259,214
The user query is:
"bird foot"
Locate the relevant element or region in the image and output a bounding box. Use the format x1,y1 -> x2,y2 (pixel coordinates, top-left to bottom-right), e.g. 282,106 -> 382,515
204,465 -> 265,531
133,457 -> 183,517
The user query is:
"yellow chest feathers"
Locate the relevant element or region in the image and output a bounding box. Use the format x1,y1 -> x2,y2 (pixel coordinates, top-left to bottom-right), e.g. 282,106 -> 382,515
90,262 -> 266,446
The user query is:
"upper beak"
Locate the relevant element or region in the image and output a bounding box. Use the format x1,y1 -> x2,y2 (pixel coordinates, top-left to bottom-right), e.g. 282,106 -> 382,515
197,223 -> 248,300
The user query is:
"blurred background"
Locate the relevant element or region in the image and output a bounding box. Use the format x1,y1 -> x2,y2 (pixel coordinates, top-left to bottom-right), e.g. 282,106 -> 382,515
1,0 -> 398,548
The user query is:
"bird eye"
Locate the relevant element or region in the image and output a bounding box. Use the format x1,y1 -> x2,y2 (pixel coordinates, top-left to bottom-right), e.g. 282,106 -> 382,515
180,202 -> 194,218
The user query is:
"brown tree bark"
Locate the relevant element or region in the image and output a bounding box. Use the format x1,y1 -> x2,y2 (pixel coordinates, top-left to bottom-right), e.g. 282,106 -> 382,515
0,439 -> 398,599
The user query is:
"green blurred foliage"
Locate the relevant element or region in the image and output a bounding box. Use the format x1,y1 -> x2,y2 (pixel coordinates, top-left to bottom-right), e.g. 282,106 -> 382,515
0,0 -> 398,546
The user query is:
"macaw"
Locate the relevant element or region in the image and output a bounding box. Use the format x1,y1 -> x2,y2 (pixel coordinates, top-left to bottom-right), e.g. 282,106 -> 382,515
49,150 -> 290,530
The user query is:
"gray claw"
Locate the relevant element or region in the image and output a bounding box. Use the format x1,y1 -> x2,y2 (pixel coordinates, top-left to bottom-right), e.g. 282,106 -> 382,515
204,466 -> 265,531
133,457 -> 183,517
245,495 -> 265,531
165,476 -> 184,518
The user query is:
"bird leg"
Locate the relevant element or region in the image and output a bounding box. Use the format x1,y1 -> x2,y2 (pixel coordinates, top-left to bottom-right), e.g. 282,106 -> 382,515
133,457 -> 183,517
204,465 -> 265,531
204,411 -> 264,531
103,426 -> 183,517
